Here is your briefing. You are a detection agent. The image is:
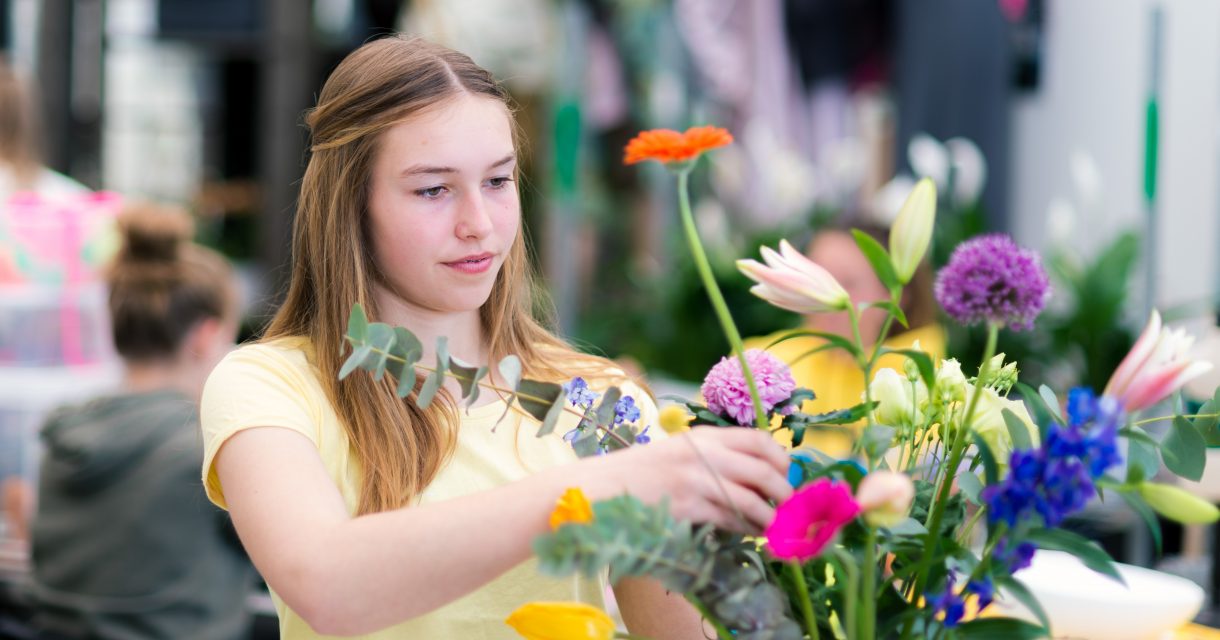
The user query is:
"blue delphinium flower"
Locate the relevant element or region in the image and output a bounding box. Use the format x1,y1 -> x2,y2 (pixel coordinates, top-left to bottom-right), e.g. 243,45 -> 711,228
634,426 -> 652,445
927,574 -> 966,628
966,576 -> 995,611
993,537 -> 1037,573
1053,387 -> 1124,478
614,396 -> 641,424
563,377 -> 598,409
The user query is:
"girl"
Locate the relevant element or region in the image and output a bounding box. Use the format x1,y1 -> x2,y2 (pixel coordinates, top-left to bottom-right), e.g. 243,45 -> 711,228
31,203 -> 254,638
202,36 -> 791,639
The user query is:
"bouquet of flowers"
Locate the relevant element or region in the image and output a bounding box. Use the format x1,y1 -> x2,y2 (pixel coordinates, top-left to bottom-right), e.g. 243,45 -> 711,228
340,126 -> 1220,639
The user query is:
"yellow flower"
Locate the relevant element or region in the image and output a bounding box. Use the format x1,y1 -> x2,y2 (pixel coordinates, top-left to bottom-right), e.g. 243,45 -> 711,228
505,601 -> 616,640
658,404 -> 694,434
549,488 -> 593,530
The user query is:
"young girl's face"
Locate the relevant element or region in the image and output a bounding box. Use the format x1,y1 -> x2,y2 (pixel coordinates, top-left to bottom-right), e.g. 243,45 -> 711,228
367,93 -> 520,314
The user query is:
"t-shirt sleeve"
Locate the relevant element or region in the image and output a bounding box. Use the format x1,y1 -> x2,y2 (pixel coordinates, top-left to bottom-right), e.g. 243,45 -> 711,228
199,345 -> 321,509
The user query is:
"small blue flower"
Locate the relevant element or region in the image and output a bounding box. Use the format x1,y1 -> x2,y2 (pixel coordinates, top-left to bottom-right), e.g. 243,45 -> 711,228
615,396 -> 641,424
563,377 -> 598,409
634,426 -> 652,445
966,576 -> 995,611
788,452 -> 813,488
927,575 -> 966,628
993,537 -> 1036,574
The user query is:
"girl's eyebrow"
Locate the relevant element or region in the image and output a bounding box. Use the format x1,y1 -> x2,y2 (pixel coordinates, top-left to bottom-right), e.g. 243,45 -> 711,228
400,153 -> 516,177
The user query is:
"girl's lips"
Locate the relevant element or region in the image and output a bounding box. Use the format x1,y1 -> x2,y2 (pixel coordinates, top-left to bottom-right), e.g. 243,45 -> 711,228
443,254 -> 494,274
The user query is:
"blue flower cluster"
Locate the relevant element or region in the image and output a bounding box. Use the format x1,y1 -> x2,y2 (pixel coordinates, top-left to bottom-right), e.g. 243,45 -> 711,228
927,573 -> 995,628
992,537 -> 1036,573
561,377 -> 652,453
982,387 -> 1125,533
563,377 -> 598,409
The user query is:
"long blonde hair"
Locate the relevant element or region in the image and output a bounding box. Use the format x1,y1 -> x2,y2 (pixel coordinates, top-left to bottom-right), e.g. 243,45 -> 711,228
263,36 -> 617,515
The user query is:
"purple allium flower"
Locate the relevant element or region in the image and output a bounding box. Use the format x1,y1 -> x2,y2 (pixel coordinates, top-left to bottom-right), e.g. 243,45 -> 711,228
614,396 -> 641,424
563,377 -> 598,409
935,234 -> 1051,330
701,349 -> 797,426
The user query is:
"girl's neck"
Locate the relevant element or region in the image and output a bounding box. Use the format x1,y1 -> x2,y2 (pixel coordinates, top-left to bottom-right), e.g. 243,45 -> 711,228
373,287 -> 488,367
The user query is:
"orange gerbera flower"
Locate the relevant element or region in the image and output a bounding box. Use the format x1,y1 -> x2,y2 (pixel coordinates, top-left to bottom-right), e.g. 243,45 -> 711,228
624,125 -> 733,165
548,487 -> 593,530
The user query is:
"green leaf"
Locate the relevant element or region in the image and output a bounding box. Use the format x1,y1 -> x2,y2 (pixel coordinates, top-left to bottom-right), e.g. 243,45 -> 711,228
594,386 -> 623,427
1038,385 -> 1063,424
862,299 -> 909,328
884,517 -> 928,537
339,344 -> 372,380
449,363 -> 488,408
498,355 -> 522,391
1199,388 -> 1220,446
852,229 -> 902,291
1126,438 -> 1160,484
536,394 -> 569,438
861,424 -> 896,461
1014,382 -> 1059,438
1119,425 -> 1159,448
957,471 -> 984,505
517,379 -> 563,422
1002,408 -> 1033,451
395,366 -> 418,398
797,402 -> 877,426
366,323 -> 397,382
972,432 -> 1000,486
1114,487 -> 1163,554
434,336 -> 450,376
880,348 -> 935,391
955,617 -> 1048,639
1026,528 -> 1124,585
416,368 -> 444,409
791,341 -> 848,366
1161,415 -> 1206,481
387,327 -> 422,395
767,329 -> 861,359
345,303 -> 368,343
994,577 -> 1052,633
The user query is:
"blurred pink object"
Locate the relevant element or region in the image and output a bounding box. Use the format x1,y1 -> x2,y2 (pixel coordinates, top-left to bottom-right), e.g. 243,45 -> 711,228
765,478 -> 859,561
999,0 -> 1028,22
1105,310 -> 1214,412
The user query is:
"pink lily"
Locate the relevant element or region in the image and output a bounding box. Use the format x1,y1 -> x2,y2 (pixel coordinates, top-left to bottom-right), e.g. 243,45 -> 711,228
1104,310 -> 1214,412
737,240 -> 850,314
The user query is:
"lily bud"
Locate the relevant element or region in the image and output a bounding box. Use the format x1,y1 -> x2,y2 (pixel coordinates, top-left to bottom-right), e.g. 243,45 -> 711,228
856,470 -> 916,527
889,178 -> 937,284
737,240 -> 851,313
1139,483 -> 1220,524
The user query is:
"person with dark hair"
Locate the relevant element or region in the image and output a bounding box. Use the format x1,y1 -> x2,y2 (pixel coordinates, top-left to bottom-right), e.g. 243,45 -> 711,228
746,224 -> 945,455
27,203 -> 255,639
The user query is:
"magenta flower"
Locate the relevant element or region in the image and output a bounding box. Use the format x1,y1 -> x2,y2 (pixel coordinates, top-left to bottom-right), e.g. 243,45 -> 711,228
1104,310 -> 1214,412
765,478 -> 860,561
934,234 -> 1050,330
701,349 -> 797,425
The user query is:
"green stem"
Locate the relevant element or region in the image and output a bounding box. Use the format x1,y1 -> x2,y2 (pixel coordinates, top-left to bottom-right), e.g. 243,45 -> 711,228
903,323 -> 1000,639
786,562 -> 821,640
848,303 -> 873,429
1133,412 -> 1220,427
676,169 -> 768,428
860,528 -> 878,640
686,595 -> 734,640
832,548 -> 859,640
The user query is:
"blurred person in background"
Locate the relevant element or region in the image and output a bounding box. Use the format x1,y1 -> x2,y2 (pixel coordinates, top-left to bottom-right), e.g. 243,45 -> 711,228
27,203 -> 256,639
746,223 -> 944,455
0,57 -> 87,201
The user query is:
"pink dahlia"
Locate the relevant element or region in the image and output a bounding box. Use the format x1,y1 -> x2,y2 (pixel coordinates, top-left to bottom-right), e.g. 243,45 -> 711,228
765,478 -> 860,561
701,349 -> 797,426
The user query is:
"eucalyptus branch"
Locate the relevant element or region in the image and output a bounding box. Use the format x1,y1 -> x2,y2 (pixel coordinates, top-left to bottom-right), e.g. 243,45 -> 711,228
1133,412 -> 1219,427
343,335 -> 636,450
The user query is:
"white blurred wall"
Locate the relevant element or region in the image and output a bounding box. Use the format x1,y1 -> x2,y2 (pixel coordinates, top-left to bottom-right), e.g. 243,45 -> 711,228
1011,0 -> 1220,316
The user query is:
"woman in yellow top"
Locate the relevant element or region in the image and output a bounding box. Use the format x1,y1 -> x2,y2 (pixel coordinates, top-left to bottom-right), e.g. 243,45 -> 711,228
199,36 -> 792,639
746,226 -> 945,455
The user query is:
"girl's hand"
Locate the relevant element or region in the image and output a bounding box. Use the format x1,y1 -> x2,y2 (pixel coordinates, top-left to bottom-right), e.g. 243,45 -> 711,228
581,427 -> 793,534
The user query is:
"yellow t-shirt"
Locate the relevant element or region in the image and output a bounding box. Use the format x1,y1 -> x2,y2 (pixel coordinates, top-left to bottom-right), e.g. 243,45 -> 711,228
744,324 -> 946,455
200,336 -> 658,639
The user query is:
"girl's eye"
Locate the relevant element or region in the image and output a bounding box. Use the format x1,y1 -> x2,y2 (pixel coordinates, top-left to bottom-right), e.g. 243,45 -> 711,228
487,176 -> 514,189
415,185 -> 447,199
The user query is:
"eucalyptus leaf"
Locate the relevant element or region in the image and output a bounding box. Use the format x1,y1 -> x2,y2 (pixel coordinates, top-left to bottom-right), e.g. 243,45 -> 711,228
1200,388 -> 1220,445
365,323 -> 397,382
339,344 -> 372,380
536,393 -> 569,438
1118,425 -> 1159,448
957,471 -> 983,505
1026,528 -> 1124,585
517,379 -> 563,422
497,355 -> 522,391
1161,416 -> 1206,482
1014,382 -> 1058,437
345,303 -> 368,343
862,424 -> 897,461
416,368 -> 444,409
594,386 -> 623,427
1038,384 -> 1064,424
1125,438 -> 1160,484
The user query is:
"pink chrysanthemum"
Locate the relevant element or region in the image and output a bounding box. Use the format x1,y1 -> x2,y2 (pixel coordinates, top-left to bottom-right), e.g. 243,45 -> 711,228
701,349 -> 796,426
765,478 -> 860,561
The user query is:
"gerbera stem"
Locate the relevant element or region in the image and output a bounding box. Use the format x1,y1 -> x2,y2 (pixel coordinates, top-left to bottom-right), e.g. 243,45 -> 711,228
786,561 -> 820,640
860,527 -> 878,640
676,169 -> 769,428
